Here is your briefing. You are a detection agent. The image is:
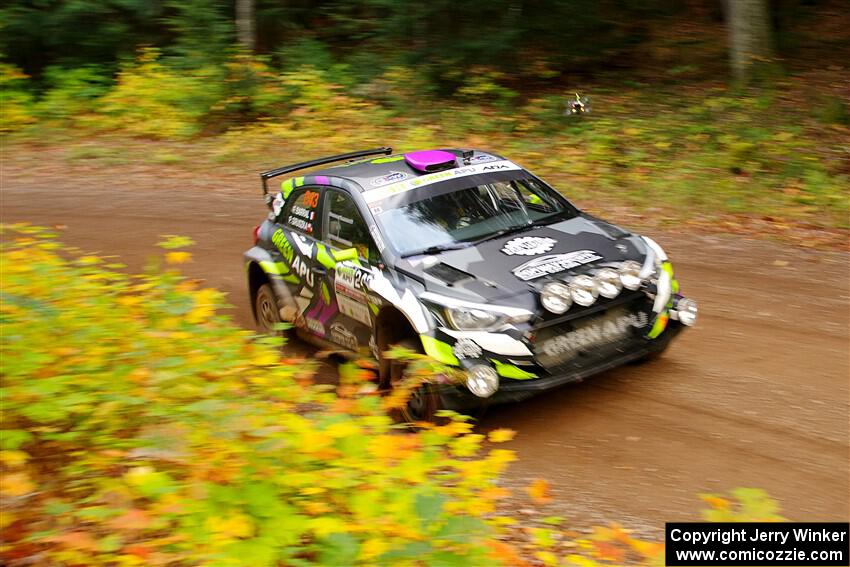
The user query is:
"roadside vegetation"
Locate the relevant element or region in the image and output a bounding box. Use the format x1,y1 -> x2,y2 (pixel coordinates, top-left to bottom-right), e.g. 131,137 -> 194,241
0,225 -> 787,565
1,1 -> 848,235
3,50 -> 848,233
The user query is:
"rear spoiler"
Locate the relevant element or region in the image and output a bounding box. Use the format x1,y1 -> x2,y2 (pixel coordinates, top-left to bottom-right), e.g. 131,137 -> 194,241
259,147 -> 393,205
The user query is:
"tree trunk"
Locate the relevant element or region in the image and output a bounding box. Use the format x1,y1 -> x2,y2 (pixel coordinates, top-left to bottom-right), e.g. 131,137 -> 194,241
235,0 -> 255,52
727,0 -> 774,83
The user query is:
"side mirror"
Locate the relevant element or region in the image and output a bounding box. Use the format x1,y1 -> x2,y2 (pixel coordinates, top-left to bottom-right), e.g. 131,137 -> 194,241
333,248 -> 359,263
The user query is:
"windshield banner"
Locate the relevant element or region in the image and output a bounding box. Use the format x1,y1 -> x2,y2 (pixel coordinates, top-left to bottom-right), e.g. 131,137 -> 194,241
362,160 -> 523,204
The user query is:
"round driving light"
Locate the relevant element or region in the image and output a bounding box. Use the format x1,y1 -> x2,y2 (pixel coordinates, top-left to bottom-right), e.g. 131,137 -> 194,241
619,260 -> 643,291
676,297 -> 698,327
466,365 -> 499,398
594,268 -> 622,299
541,282 -> 572,314
568,274 -> 598,307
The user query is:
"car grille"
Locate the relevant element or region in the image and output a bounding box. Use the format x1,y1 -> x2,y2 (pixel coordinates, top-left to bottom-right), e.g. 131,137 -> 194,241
530,294 -> 654,373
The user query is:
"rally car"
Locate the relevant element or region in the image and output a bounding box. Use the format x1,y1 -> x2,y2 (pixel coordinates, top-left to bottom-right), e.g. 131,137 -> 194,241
245,147 -> 697,418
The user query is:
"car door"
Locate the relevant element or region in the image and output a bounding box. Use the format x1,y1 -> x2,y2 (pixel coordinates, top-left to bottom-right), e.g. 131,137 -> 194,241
271,186 -> 329,336
321,189 -> 383,352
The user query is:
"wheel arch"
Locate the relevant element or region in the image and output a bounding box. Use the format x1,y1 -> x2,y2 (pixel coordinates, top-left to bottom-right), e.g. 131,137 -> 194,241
375,305 -> 420,352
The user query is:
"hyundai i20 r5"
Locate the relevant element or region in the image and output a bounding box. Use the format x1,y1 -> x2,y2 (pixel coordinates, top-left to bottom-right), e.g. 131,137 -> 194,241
245,147 -> 698,418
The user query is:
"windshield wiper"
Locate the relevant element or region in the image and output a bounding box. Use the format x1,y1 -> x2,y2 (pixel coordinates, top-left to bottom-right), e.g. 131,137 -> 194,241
400,242 -> 472,258
473,221 -> 533,245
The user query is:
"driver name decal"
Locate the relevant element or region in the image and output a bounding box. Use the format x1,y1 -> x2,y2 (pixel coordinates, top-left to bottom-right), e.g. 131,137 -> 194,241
501,236 -> 556,256
512,250 -> 602,281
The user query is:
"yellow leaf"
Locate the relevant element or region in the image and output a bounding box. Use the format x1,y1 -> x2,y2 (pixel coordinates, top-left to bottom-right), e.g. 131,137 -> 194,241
526,478 -> 551,504
78,255 -> 101,265
360,538 -> 389,561
206,513 -> 255,539
165,251 -> 192,264
0,471 -> 35,496
700,495 -> 730,510
0,450 -> 29,467
487,428 -> 516,443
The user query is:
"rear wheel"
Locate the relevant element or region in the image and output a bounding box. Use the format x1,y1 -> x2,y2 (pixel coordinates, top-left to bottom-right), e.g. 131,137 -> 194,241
255,283 -> 282,334
381,338 -> 443,423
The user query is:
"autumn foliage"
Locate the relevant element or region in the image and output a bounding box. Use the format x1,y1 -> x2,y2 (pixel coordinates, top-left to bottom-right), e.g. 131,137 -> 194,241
0,225 -> 522,565
0,226 -> 791,565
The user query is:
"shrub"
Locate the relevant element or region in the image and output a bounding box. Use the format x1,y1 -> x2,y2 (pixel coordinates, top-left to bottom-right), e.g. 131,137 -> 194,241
0,225 -> 519,566
35,66 -> 113,126
0,63 -> 36,133
95,49 -> 224,138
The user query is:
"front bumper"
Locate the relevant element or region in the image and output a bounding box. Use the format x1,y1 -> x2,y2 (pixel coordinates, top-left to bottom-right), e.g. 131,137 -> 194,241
440,320 -> 683,411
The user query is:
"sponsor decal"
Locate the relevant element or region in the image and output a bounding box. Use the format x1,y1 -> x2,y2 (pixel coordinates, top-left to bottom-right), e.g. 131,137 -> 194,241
335,263 -> 373,326
452,338 -> 483,360
501,236 -> 556,256
338,295 -> 372,326
271,229 -> 294,263
467,154 -> 497,163
329,322 -> 359,351
513,250 -> 602,281
305,317 -> 326,336
539,311 -> 648,359
370,171 -> 409,187
291,255 -> 315,288
272,192 -> 284,216
361,160 -> 523,204
369,224 -> 386,253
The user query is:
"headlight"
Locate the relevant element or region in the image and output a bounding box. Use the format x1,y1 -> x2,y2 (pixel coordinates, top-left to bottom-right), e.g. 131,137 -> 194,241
419,292 -> 534,332
675,297 -> 698,326
569,274 -> 598,306
445,306 -> 502,331
541,281 -> 572,314
466,364 -> 499,398
594,268 -> 622,299
619,260 -> 643,291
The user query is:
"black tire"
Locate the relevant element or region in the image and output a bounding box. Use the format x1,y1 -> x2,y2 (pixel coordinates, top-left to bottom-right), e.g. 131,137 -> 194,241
381,338 -> 443,423
255,283 -> 282,334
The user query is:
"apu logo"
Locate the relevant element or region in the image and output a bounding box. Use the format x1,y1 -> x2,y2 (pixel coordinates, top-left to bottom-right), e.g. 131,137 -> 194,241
501,236 -> 557,256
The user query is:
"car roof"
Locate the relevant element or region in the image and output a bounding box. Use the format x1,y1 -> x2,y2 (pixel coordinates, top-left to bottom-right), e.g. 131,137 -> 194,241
309,148 -> 509,191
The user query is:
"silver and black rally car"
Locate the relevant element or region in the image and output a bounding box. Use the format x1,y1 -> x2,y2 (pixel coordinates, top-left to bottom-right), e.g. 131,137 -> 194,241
245,147 -> 697,418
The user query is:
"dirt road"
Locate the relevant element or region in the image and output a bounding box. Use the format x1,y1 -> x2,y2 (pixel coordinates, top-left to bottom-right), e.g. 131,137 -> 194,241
4,161 -> 848,532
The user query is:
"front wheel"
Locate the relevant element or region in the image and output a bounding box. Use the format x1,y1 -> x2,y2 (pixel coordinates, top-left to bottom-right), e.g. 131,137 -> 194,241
381,338 -> 443,423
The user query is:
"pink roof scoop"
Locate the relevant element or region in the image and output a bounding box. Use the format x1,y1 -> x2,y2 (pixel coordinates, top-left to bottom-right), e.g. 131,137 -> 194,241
404,150 -> 458,173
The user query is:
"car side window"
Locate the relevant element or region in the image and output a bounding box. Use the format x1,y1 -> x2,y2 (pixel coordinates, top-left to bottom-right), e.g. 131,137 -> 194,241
324,191 -> 379,262
280,188 -> 321,236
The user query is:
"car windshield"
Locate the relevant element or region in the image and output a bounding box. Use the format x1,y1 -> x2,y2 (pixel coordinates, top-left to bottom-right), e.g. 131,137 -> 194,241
373,177 -> 575,256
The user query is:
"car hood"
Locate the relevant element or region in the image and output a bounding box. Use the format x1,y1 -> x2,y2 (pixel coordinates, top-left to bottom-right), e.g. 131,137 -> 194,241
398,215 -> 648,307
